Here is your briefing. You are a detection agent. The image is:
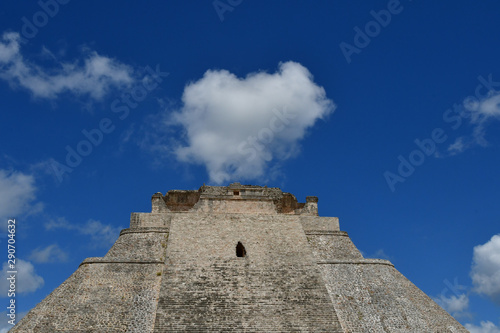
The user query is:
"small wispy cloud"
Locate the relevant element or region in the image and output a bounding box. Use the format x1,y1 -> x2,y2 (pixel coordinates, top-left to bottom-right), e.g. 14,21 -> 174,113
433,293 -> 469,318
45,217 -> 122,247
362,248 -> 393,261
447,136 -> 467,155
28,244 -> 68,263
142,61 -> 334,183
447,91 -> 500,154
465,321 -> 500,333
0,31 -> 135,100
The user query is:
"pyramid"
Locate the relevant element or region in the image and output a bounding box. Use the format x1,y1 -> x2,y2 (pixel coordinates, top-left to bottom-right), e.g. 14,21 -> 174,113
13,183 -> 467,332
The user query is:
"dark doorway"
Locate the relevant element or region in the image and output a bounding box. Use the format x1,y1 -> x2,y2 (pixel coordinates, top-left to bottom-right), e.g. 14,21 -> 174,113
236,242 -> 246,257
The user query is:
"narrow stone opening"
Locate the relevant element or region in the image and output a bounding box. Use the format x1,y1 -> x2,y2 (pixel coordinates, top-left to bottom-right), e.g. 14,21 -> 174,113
234,191 -> 240,196
236,242 -> 246,257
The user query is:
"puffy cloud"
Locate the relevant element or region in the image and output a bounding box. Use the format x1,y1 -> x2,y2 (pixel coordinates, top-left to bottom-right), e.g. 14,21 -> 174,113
433,293 -> 469,317
0,31 -> 135,100
470,234 -> 500,304
28,244 -> 68,263
45,218 -> 121,247
0,259 -> 44,296
0,169 -> 42,222
465,321 -> 500,333
156,61 -> 334,183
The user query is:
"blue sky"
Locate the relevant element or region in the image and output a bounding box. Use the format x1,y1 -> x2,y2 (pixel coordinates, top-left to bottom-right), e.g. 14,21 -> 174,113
0,1 -> 499,331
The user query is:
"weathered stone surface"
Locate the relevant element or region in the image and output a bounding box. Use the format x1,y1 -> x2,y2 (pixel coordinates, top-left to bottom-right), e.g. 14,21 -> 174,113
306,231 -> 365,261
12,183 -> 467,332
153,213 -> 342,332
320,262 -> 467,332
14,262 -> 164,332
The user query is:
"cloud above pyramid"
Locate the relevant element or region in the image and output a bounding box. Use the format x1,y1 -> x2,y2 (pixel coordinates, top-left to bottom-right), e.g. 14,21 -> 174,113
164,61 -> 334,183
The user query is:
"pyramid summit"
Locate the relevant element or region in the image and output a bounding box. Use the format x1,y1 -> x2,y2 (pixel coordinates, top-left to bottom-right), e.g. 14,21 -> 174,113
13,183 -> 467,332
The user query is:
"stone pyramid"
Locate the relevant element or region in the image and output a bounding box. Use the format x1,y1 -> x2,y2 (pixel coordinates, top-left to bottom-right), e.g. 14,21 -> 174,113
12,183 -> 467,332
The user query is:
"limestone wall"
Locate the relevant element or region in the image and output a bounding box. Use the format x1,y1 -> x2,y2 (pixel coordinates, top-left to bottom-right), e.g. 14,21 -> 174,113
300,216 -> 340,232
11,261 -> 164,333
306,230 -> 364,261
153,183 -> 314,216
130,213 -> 171,228
105,228 -> 169,260
11,228 -> 168,333
319,261 -> 468,332
153,213 -> 344,332
11,185 -> 468,332
192,198 -> 278,214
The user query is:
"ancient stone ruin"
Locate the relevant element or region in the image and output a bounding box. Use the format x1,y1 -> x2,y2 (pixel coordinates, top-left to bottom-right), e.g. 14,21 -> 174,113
12,183 -> 467,332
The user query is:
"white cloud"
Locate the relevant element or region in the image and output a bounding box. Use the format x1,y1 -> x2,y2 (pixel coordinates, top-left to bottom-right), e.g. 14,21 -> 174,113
433,293 -> 469,317
465,92 -> 500,120
80,219 -> 122,245
28,244 -> 68,263
151,61 -> 334,183
0,32 -> 19,62
45,218 -> 121,246
362,248 -> 392,260
0,259 -> 44,296
466,321 -> 500,333
448,91 -> 500,154
471,234 -> 500,304
0,169 -> 42,222
372,249 -> 391,260
447,136 -> 467,155
0,31 -> 135,100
